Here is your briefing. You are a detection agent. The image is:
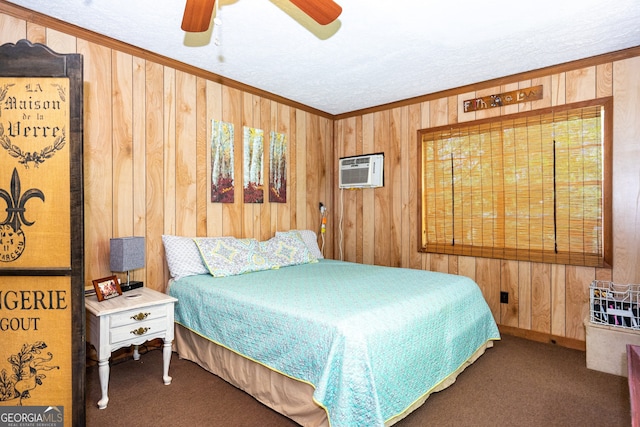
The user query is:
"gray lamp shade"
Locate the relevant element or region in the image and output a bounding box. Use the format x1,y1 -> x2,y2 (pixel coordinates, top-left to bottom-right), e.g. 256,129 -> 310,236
110,236 -> 145,272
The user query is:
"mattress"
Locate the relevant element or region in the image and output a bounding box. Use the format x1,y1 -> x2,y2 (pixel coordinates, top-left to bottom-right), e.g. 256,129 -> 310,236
169,259 -> 500,426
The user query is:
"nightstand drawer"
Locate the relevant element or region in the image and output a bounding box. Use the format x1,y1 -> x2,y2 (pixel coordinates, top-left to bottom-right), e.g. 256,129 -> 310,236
110,317 -> 167,344
110,305 -> 168,328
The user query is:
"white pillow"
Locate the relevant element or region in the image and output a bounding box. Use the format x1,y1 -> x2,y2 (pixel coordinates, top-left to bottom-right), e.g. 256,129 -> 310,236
162,235 -> 235,280
276,229 -> 323,259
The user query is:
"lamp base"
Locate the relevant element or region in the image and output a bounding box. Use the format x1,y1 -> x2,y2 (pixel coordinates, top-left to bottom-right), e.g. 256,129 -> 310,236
121,280 -> 143,293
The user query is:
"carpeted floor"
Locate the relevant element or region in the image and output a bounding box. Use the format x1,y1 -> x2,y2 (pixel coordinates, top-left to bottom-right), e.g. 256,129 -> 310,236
85,334 -> 631,426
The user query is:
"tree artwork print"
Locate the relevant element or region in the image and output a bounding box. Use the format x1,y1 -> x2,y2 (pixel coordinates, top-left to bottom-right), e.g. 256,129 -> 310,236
269,131 -> 287,203
211,120 -> 235,203
243,127 -> 264,204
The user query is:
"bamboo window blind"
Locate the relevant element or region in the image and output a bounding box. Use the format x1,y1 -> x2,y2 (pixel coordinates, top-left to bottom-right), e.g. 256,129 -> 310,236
419,98 -> 612,267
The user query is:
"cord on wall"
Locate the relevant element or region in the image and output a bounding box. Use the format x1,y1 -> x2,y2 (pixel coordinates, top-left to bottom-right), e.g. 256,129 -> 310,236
339,188 -> 344,261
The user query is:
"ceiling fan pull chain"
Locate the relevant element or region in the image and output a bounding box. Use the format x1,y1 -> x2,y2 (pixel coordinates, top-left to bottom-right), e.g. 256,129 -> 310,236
213,0 -> 222,46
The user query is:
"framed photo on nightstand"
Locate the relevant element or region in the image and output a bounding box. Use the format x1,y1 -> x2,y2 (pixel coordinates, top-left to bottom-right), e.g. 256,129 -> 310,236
92,275 -> 122,301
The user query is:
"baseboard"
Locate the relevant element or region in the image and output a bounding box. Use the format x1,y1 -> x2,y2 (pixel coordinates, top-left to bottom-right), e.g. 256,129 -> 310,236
498,325 -> 586,351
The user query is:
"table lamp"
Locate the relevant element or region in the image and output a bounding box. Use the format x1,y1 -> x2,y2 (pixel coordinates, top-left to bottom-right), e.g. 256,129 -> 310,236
110,236 -> 145,292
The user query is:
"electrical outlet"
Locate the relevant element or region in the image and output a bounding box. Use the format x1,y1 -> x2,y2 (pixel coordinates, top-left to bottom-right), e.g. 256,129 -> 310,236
500,291 -> 509,304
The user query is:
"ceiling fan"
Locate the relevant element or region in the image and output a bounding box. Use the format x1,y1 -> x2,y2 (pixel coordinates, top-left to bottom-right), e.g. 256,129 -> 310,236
181,0 -> 343,32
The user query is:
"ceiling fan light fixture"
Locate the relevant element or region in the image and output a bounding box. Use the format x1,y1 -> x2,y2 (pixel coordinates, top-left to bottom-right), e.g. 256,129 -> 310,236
181,0 -> 216,32
289,0 -> 343,25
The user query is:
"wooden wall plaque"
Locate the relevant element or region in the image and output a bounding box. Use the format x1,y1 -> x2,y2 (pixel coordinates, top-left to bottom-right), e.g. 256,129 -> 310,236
0,39 -> 84,427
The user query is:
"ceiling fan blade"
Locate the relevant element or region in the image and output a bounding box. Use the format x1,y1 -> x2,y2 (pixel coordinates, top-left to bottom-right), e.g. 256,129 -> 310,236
181,0 -> 216,32
289,0 -> 342,25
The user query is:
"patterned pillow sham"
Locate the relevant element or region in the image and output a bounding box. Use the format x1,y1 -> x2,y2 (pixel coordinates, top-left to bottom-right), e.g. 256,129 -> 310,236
276,229 -> 323,259
262,231 -> 318,267
195,237 -> 276,277
162,235 -> 210,280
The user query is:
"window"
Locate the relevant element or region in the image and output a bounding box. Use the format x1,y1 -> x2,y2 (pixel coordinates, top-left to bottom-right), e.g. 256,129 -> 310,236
419,98 -> 612,267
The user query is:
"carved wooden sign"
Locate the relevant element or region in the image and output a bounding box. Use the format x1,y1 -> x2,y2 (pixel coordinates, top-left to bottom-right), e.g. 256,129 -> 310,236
463,85 -> 543,113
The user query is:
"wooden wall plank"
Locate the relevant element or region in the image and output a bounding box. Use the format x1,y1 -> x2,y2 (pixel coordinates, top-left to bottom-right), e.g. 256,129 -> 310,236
390,107 -> 403,268
0,13 -> 24,43
531,262 -> 551,333
518,261 -> 532,330
596,62 -> 613,97
476,258 -> 501,320
206,81 -> 223,237
340,117 -> 357,261
112,50 -> 134,239
276,102 -> 290,234
399,106 -> 411,268
431,254 -> 448,274
612,56 -> 640,283
566,66 -> 596,102
500,260 -> 519,327
258,97 -> 270,239
321,116 -> 331,236
79,39 -> 113,284
195,77 -> 207,236
222,86 -> 243,237
276,103 -> 292,235
361,113 -> 375,264
305,114 -> 321,237
551,72 -> 566,107
132,57 -> 146,280
374,110 -> 390,266
46,28 -> 75,53
551,264 -> 566,337
295,108 -> 307,237
145,61 -> 165,290
26,22 -> 45,43
566,265 -> 594,340
175,70 -> 197,236
354,116 -> 364,264
459,256 -> 476,281
408,103 -> 421,270
163,67 -> 177,236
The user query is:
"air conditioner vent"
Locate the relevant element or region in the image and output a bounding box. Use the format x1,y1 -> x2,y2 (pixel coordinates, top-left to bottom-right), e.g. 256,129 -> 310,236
338,153 -> 384,189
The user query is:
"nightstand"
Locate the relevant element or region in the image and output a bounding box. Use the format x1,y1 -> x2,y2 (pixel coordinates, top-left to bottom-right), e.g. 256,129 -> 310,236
85,287 -> 178,409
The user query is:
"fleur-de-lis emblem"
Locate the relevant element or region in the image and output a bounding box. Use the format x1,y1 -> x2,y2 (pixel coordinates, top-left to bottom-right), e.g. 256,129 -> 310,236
0,168 -> 45,262
0,168 -> 45,231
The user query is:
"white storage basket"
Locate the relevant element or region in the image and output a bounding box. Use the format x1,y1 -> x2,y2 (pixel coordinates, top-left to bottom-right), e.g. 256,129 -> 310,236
589,280 -> 640,330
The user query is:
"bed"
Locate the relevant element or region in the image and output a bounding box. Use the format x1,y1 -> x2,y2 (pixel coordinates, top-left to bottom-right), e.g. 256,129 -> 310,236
163,231 -> 500,427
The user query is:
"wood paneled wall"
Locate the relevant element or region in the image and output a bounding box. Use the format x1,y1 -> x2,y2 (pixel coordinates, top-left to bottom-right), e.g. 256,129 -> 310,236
0,9 -> 334,293
334,55 -> 640,344
2,4 -> 639,345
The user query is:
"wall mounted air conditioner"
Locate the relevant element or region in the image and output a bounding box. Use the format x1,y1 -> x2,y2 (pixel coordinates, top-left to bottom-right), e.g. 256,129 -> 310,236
339,153 -> 384,189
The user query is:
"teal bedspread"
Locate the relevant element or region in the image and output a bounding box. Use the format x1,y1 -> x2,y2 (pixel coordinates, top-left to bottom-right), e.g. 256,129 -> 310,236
169,259 -> 500,426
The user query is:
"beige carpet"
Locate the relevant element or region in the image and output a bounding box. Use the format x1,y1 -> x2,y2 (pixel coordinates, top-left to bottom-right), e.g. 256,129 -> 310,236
85,334 -> 630,426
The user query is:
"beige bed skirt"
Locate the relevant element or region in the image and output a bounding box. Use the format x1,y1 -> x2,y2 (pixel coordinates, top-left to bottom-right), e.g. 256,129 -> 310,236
173,324 -> 494,426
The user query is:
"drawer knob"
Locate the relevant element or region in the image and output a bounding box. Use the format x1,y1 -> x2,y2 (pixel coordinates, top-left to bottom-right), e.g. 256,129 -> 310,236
131,312 -> 150,321
131,327 -> 150,336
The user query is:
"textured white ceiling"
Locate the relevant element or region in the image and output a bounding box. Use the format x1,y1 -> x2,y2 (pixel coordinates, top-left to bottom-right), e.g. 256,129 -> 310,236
5,0 -> 640,115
